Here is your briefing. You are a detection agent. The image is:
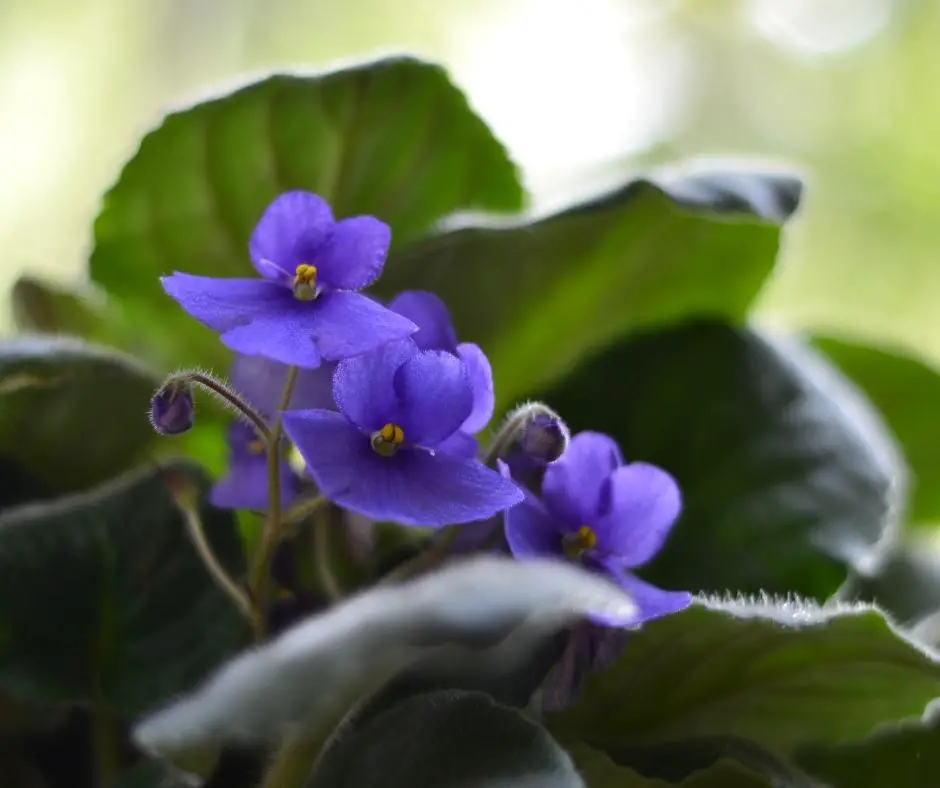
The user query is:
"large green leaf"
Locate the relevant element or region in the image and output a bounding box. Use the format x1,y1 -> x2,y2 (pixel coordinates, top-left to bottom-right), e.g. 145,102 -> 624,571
88,55 -> 523,372
311,690 -> 585,788
547,600 -> 940,755
795,714 -> 940,788
377,170 -> 802,408
540,319 -> 900,598
133,557 -> 635,753
568,744 -> 772,787
0,336 -> 160,494
812,334 -> 940,525
0,462 -> 247,715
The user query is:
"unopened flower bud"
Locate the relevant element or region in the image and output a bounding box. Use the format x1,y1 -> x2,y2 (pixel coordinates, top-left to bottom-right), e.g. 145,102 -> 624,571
518,411 -> 570,465
149,381 -> 195,435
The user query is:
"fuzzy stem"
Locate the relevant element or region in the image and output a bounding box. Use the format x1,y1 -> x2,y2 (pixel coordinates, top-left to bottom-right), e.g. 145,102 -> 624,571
249,366 -> 299,640
314,512 -> 343,601
163,370 -> 272,445
378,525 -> 459,585
178,495 -> 255,625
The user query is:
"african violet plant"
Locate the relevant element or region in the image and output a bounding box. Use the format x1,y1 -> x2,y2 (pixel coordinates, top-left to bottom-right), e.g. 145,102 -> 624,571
3,54 -> 940,788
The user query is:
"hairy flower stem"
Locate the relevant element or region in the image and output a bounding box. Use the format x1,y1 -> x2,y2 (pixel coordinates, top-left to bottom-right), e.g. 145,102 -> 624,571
161,369 -> 272,446
249,366 -> 299,641
378,526 -> 459,585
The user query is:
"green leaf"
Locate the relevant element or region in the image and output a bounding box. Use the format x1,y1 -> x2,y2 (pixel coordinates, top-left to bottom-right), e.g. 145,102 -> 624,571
12,277 -> 107,338
0,462 -> 247,715
133,557 -> 636,753
111,758 -> 205,788
540,320 -> 901,598
567,744 -> 772,787
376,170 -> 802,408
842,545 -> 940,628
811,334 -> 940,525
0,336 -> 161,494
547,599 -> 940,754
88,55 -> 523,373
311,690 -> 585,788
795,714 -> 940,788
570,736 -> 815,787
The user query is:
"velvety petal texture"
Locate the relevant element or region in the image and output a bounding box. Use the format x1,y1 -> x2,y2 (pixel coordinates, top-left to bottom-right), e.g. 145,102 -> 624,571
388,290 -> 459,352
249,191 -> 334,279
283,409 -> 522,527
332,340 -> 418,431
501,430 -> 689,634
230,354 -> 336,417
542,431 -> 624,527
393,350 -> 473,446
457,342 -> 495,434
162,191 -> 413,369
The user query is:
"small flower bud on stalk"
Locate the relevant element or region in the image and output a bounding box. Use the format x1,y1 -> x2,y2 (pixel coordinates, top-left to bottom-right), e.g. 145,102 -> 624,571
483,401 -> 570,469
149,380 -> 195,435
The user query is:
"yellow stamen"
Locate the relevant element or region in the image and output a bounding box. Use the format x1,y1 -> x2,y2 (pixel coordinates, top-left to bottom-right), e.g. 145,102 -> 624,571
247,439 -> 265,455
563,525 -> 598,560
292,263 -> 318,301
371,422 -> 405,457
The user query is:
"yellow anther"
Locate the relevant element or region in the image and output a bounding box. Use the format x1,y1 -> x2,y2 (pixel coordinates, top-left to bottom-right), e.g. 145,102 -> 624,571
292,263 -> 319,301
563,525 -> 598,560
371,422 -> 405,457
247,439 -> 265,455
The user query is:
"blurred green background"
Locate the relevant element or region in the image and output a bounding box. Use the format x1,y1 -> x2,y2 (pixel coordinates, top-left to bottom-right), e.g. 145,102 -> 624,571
2,0 -> 937,366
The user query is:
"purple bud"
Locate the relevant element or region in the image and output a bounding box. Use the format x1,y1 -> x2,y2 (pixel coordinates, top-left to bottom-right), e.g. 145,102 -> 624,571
149,381 -> 194,435
518,411 -> 570,465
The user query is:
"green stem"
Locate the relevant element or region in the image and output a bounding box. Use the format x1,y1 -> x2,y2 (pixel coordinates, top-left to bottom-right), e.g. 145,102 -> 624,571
249,366 -> 300,640
91,706 -> 121,788
314,511 -> 342,601
379,525 -> 459,585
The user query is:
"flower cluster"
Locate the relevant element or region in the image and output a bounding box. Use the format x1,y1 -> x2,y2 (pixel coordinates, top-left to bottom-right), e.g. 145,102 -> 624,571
152,189 -> 690,695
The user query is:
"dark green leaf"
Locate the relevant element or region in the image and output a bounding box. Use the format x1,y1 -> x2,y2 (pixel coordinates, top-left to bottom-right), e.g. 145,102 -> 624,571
112,758 -> 200,788
795,712 -> 940,788
567,744 -> 772,787
0,462 -> 247,714
377,171 -> 802,408
842,545 -> 940,628
576,736 -> 815,786
89,55 -> 523,372
0,336 -> 161,494
541,320 -> 900,598
12,277 -> 107,338
133,557 -> 636,753
547,599 -> 940,754
811,334 -> 940,525
311,690 -> 585,788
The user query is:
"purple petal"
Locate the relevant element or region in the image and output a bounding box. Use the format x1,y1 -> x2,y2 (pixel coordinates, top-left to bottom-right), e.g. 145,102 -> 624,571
599,565 -> 691,626
313,216 -> 390,291
436,431 -> 479,459
311,292 -> 418,361
332,340 -> 418,431
504,494 -> 563,559
161,274 -> 288,332
387,291 -> 459,352
231,355 -> 335,416
593,462 -> 682,568
220,308 -> 322,369
542,431 -> 624,528
393,350 -> 473,447
283,410 -> 523,526
249,191 -> 333,279
456,342 -> 495,434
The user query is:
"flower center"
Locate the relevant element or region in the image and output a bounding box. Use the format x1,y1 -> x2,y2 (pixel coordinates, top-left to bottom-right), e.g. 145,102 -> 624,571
292,263 -> 318,301
370,422 -> 405,458
562,525 -> 597,560
247,439 -> 265,455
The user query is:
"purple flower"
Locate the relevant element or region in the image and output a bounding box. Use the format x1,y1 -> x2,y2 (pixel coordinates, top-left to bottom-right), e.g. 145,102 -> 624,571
504,431 -> 691,627
161,191 -> 418,368
387,291 -> 495,458
210,354 -> 334,511
282,339 -> 524,527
